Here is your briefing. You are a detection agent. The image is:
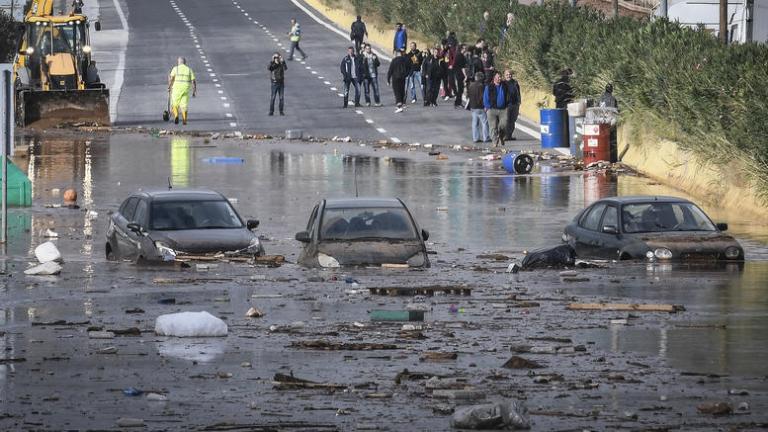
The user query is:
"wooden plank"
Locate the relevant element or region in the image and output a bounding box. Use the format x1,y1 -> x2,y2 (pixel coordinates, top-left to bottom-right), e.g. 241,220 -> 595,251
566,303 -> 685,313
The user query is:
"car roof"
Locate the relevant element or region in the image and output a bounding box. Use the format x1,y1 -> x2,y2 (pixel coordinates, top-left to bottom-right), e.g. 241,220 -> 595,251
595,196 -> 693,205
324,197 -> 405,209
131,189 -> 227,202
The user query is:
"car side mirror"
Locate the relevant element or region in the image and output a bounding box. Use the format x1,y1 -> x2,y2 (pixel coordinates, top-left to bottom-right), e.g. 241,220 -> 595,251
421,229 -> 430,241
295,231 -> 311,243
716,222 -> 728,231
94,21 -> 101,31
127,223 -> 143,235
247,219 -> 259,230
602,225 -> 619,235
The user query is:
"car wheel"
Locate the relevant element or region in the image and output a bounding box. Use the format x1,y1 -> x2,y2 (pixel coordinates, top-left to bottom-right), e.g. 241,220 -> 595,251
619,252 -> 632,261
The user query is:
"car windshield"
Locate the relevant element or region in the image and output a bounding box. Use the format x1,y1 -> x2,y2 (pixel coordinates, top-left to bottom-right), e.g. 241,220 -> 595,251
622,202 -> 716,233
320,207 -> 418,241
150,200 -> 243,230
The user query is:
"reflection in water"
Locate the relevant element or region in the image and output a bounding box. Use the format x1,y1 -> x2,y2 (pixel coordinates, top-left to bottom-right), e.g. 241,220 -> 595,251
156,339 -> 226,363
170,137 -> 191,187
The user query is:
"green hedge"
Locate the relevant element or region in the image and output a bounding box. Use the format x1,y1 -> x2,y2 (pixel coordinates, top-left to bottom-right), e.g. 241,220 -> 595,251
0,10 -> 18,62
348,0 -> 768,201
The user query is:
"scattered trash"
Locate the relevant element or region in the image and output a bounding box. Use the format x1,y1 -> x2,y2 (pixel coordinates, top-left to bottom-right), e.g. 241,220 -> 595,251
125,308 -> 145,314
34,241 -> 62,263
502,356 -> 544,369
737,402 -> 750,412
88,331 -> 115,339
97,346 -> 118,355
146,393 -> 168,402
318,253 -> 340,268
116,418 -> 145,428
728,389 -> 749,395
567,303 -> 685,313
368,285 -> 471,296
520,245 -> 576,270
203,157 -> 245,164
44,228 -> 59,238
196,263 -> 219,272
370,310 -> 425,322
154,311 -> 228,337
269,321 -> 305,332
245,307 -> 264,318
24,261 -> 62,276
610,319 -> 628,325
158,298 -> 176,305
451,400 -> 530,429
697,402 -> 733,416
421,352 -> 458,362
272,372 -> 346,390
290,340 -> 399,351
123,387 -> 143,397
433,389 -> 485,400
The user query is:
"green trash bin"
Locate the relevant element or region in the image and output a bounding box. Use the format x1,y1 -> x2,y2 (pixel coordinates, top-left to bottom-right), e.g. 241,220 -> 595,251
0,159 -> 32,207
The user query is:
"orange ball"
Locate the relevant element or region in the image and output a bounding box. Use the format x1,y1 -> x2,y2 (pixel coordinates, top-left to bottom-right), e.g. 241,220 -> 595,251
63,189 -> 78,203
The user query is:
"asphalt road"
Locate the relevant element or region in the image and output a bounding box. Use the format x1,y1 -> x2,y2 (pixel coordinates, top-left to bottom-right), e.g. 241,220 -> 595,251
97,0 -> 540,147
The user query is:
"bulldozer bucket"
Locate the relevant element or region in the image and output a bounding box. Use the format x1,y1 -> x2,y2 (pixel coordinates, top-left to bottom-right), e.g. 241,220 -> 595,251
18,88 -> 110,127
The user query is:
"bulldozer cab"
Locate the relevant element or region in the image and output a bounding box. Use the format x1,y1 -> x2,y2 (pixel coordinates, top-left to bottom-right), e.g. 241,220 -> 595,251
20,17 -> 90,91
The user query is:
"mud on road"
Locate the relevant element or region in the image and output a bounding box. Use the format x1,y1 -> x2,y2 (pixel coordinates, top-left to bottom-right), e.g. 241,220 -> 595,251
1,132 -> 767,430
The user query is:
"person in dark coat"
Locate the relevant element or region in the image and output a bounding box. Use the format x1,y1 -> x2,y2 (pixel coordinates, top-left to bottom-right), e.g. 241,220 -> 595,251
350,16 -> 368,54
483,71 -> 513,148
340,47 -> 364,108
553,68 -> 574,109
599,83 -> 618,109
503,69 -> 521,140
268,52 -> 287,116
453,44 -> 468,108
468,72 -> 489,143
387,49 -> 410,112
421,47 -> 443,107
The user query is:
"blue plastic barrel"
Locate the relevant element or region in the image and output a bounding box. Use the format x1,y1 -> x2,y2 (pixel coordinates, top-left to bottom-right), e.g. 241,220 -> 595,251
502,152 -> 534,174
539,108 -> 568,149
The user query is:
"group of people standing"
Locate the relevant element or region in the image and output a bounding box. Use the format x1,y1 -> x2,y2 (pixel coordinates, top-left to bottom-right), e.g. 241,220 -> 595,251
343,17 -> 522,146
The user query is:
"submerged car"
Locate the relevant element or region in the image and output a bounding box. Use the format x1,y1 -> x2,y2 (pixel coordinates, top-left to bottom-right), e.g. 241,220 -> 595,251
106,189 -> 263,262
295,197 -> 430,268
563,196 -> 743,261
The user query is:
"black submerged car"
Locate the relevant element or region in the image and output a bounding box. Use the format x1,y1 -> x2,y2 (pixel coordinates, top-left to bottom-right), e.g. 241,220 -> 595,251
106,189 -> 263,262
295,197 -> 430,268
563,196 -> 744,261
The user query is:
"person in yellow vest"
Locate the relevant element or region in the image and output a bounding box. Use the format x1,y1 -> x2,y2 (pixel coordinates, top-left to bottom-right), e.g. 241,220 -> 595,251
287,18 -> 307,61
168,57 -> 196,125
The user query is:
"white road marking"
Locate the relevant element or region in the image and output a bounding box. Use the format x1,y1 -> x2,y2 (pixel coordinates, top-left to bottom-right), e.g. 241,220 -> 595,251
106,0 -> 129,123
230,122 -> 237,127
354,110 -> 363,114
391,137 -> 401,143
330,87 -> 337,91
337,93 -> 344,97
376,127 -> 387,133
323,81 -> 330,85
226,113 -> 233,117
365,119 -> 374,123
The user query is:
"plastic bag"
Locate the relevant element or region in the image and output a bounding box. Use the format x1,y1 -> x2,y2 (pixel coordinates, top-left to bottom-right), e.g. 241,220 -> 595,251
520,245 -> 576,270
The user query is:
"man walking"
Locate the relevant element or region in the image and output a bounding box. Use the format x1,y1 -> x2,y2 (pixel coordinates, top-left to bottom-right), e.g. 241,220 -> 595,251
350,16 -> 368,54
168,57 -> 196,125
287,18 -> 307,61
468,72 -> 489,143
483,71 -> 511,148
503,69 -> 521,140
393,23 -> 407,54
405,42 -> 423,104
340,46 -> 363,108
268,51 -> 287,116
421,47 -> 442,107
453,44 -> 468,108
361,44 -> 381,107
387,49 -> 410,113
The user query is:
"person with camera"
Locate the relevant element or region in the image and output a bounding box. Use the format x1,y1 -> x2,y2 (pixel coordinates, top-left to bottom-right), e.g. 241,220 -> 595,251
268,52 -> 287,116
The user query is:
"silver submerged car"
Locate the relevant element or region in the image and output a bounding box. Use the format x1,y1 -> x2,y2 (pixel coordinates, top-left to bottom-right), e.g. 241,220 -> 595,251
563,196 -> 744,261
295,197 -> 430,268
106,189 -> 263,262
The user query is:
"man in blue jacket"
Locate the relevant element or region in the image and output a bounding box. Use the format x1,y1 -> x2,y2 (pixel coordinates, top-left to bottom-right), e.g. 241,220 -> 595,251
340,46 -> 364,108
483,71 -> 512,148
393,23 -> 407,54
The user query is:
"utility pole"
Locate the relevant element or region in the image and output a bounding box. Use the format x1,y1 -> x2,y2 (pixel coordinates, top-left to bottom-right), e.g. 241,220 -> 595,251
660,0 -> 668,18
613,0 -> 619,18
719,0 -> 728,44
570,0 -> 577,7
746,0 -> 754,42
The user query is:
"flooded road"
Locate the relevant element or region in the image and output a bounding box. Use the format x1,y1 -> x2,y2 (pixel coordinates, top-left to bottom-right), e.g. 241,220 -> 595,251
1,133 -> 767,430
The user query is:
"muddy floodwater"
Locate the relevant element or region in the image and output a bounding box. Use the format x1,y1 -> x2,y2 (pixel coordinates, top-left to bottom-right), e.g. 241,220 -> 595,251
1,133 -> 767,430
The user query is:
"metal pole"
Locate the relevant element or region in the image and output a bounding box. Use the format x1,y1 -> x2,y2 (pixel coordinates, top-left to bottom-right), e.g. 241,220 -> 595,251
660,0 -> 668,18
720,0 -> 728,44
1,70 -> 9,244
570,0 -> 577,7
746,0 -> 754,42
613,0 -> 619,18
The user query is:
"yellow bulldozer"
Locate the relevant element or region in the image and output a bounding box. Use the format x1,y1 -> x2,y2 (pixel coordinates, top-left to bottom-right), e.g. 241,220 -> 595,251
13,0 -> 109,126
